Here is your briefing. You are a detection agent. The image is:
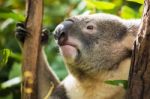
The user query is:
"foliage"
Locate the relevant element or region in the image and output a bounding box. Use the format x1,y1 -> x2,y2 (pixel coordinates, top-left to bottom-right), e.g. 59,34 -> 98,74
0,0 -> 143,98
105,80 -> 128,89
0,49 -> 11,66
127,0 -> 144,4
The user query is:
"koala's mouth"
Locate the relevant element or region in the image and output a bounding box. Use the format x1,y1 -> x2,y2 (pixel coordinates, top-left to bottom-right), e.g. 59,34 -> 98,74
59,40 -> 79,63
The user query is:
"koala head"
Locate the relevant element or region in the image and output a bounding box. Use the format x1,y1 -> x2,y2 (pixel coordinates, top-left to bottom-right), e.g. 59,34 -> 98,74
54,13 -> 140,76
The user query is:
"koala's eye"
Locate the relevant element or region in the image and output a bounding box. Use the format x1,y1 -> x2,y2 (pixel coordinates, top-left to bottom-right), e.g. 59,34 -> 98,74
87,25 -> 93,30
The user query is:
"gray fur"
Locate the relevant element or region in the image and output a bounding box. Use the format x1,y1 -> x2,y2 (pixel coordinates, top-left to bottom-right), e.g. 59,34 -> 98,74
56,13 -> 140,78
51,13 -> 140,99
50,13 -> 141,99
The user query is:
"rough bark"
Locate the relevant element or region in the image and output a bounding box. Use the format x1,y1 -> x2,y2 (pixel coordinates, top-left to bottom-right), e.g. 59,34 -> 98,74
127,0 -> 150,99
22,0 -> 43,98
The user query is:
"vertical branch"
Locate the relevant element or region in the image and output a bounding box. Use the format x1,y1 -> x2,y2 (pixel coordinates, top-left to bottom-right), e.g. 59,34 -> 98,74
22,0 -> 43,98
127,0 -> 150,99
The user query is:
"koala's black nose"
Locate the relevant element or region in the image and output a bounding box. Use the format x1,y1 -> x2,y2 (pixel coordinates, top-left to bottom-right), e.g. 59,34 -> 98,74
54,20 -> 73,45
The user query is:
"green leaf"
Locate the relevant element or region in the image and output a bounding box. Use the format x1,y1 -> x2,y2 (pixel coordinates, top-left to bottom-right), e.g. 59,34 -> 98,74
139,5 -> 143,16
10,52 -> 22,61
0,77 -> 21,89
0,49 -> 11,66
112,0 -> 123,7
93,1 -> 115,10
120,6 -> 138,19
0,19 -> 15,31
9,62 -> 21,79
127,0 -> 144,4
0,7 -> 12,13
0,13 -> 25,21
84,0 -> 95,9
105,80 -> 128,89
85,0 -> 115,10
0,93 -> 13,99
0,7 -> 25,21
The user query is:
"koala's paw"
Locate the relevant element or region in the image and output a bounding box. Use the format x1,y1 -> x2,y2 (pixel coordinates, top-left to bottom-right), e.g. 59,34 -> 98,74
41,28 -> 49,44
15,22 -> 50,44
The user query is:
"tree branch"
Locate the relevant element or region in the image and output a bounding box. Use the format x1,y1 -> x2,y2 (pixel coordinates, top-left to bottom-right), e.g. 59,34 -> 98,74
22,0 -> 43,98
127,0 -> 150,99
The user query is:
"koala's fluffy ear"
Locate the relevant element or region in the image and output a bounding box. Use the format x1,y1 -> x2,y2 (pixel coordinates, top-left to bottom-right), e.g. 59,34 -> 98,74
121,19 -> 141,50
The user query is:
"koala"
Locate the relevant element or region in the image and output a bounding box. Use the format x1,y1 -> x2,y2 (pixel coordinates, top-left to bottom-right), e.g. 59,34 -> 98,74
16,13 -> 140,99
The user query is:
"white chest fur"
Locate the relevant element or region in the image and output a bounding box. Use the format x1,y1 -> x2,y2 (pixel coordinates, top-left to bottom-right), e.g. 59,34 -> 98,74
62,58 -> 131,99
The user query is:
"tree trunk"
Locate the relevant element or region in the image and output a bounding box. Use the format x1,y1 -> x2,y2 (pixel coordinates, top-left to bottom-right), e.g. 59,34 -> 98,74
22,0 -> 43,98
127,0 -> 150,99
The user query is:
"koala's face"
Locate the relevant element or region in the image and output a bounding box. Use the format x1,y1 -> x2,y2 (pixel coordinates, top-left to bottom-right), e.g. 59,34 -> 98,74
54,14 -> 133,73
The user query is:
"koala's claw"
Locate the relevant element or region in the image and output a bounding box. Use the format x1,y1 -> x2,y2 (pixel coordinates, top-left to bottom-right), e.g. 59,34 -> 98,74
41,28 -> 49,44
15,22 -> 28,43
15,22 -> 50,44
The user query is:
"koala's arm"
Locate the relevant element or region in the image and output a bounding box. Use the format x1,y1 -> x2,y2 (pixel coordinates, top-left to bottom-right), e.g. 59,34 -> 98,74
15,23 -> 60,99
37,48 -> 60,98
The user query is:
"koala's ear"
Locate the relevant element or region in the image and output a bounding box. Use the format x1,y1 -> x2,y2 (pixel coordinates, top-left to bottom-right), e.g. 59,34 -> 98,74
121,20 -> 141,50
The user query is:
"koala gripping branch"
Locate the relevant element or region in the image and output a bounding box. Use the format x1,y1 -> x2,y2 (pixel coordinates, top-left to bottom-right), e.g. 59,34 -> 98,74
127,0 -> 150,99
22,0 -> 43,98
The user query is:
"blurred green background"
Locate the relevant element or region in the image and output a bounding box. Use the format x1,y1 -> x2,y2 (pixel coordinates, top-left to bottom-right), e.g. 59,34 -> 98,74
0,0 -> 143,99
